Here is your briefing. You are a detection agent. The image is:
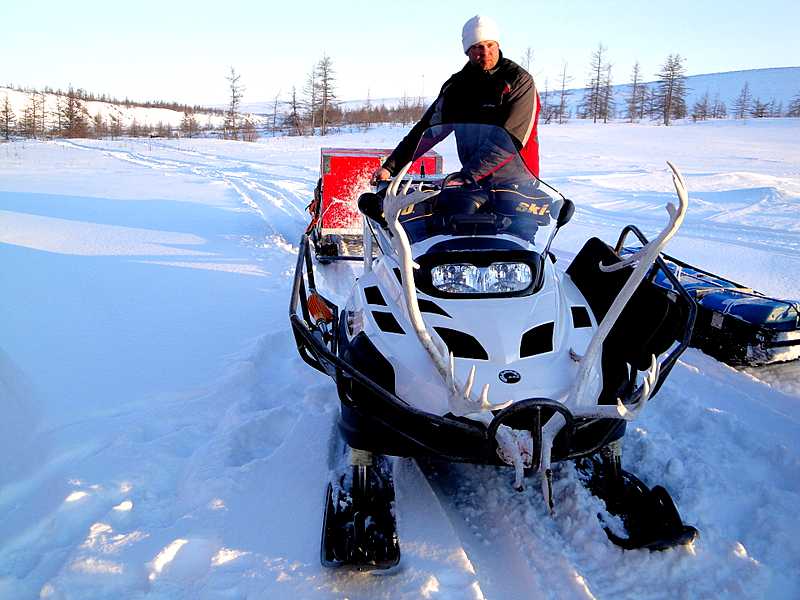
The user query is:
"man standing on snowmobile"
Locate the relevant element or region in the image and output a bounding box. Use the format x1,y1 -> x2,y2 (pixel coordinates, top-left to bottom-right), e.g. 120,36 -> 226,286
372,15 -> 540,184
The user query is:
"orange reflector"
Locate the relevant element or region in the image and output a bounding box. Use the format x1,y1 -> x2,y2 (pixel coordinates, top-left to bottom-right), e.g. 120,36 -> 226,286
308,292 -> 334,324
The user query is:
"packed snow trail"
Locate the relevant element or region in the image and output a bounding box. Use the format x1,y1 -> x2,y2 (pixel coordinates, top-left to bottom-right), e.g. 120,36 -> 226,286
1,121 -> 799,598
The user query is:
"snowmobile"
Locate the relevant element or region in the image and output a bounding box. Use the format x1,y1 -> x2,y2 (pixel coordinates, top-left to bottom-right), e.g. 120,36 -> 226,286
290,123 -> 698,570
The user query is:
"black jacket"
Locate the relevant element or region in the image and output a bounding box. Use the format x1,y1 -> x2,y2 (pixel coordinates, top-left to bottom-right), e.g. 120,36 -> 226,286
382,54 -> 540,177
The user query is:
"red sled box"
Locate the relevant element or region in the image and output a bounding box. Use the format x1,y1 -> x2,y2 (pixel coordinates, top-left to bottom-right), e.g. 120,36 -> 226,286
319,148 -> 442,235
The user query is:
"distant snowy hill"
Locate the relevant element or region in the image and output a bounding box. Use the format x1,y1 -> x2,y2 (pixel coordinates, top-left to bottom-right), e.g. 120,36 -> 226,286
681,67 -> 799,105
0,87 -> 268,130
601,66 -> 800,114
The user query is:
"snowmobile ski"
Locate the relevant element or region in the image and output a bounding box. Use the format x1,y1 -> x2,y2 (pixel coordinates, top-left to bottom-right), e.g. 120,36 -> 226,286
578,444 -> 698,551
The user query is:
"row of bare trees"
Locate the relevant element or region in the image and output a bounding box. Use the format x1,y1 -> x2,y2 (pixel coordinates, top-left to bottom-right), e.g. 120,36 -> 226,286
258,54 -> 425,137
1,87 -> 94,139
4,51 -> 800,143
2,83 -> 223,115
536,44 -> 799,126
0,88 -> 224,141
571,47 -> 688,125
221,56 -> 343,140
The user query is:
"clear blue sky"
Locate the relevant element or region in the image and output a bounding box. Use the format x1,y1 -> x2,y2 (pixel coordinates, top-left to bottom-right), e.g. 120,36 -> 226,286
2,0 -> 798,106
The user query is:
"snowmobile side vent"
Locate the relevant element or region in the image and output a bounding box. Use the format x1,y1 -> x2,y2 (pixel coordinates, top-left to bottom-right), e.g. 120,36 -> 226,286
364,286 -> 387,306
418,299 -> 451,317
372,311 -> 405,334
520,322 -> 555,357
571,306 -> 592,328
433,327 -> 488,360
308,292 -> 334,324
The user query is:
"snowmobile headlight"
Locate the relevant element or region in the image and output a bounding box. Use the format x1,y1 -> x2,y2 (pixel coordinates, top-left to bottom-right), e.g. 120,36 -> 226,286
484,262 -> 532,293
431,262 -> 532,294
431,264 -> 481,293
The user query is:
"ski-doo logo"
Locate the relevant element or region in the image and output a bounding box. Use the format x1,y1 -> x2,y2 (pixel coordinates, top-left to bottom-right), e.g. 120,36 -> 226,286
515,201 -> 550,216
498,370 -> 521,384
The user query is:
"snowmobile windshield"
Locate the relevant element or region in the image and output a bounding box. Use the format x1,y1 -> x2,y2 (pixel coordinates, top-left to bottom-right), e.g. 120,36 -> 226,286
401,123 -> 564,247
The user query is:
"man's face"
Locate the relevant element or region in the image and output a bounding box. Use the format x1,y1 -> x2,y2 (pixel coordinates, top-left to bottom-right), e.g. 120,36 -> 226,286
467,40 -> 500,71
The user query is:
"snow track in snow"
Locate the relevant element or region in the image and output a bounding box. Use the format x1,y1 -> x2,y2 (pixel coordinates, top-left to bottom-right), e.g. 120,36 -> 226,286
55,138 -> 312,242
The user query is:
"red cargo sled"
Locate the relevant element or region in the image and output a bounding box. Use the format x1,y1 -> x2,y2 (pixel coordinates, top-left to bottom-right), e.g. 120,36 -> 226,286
307,147 -> 442,260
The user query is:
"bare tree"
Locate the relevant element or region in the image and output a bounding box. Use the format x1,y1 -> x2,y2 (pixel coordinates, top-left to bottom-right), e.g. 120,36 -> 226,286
692,91 -> 710,121
156,121 -> 171,137
750,98 -> 770,118
398,90 -> 414,125
626,61 -> 644,122
242,118 -> 259,142
540,78 -> 553,124
285,86 -> 304,135
787,91 -> 800,117
37,91 -> 47,136
521,47 -> 534,72
224,67 -> 244,139
1,94 -> 16,140
93,112 -> 107,138
109,108 -> 123,138
733,82 -> 752,119
655,54 -> 687,125
180,111 -> 199,138
582,43 -> 608,122
52,95 -> 65,135
21,92 -> 44,138
600,64 -> 614,123
61,86 -> 90,137
556,62 -> 572,125
303,65 -> 318,134
639,86 -> 654,120
711,93 -> 727,119
271,90 -> 282,136
315,55 -> 337,135
363,89 -> 373,130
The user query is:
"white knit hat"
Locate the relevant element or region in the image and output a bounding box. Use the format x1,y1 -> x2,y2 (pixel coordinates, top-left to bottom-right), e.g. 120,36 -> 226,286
461,15 -> 500,53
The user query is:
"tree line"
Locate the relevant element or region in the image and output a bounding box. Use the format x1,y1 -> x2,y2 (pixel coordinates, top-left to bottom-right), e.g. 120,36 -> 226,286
3,51 -> 800,143
2,83 -> 222,115
536,44 -> 800,126
254,56 -> 426,138
0,84 -> 231,141
0,55 -> 428,142
210,56 -> 427,142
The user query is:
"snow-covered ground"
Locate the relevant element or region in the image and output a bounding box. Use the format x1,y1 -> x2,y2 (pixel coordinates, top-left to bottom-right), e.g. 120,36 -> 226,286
1,119 -> 799,599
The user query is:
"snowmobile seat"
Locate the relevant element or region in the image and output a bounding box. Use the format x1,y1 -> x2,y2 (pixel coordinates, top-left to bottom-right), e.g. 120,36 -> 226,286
567,237 -> 691,402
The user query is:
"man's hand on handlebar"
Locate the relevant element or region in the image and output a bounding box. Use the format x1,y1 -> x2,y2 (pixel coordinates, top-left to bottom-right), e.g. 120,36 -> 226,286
371,167 -> 391,184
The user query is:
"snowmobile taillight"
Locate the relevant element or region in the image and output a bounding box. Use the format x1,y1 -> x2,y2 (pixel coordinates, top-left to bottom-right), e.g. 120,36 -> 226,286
308,292 -> 334,324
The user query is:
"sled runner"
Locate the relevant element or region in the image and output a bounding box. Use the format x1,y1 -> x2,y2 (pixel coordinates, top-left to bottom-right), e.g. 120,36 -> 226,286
306,147 -> 441,262
620,244 -> 800,366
